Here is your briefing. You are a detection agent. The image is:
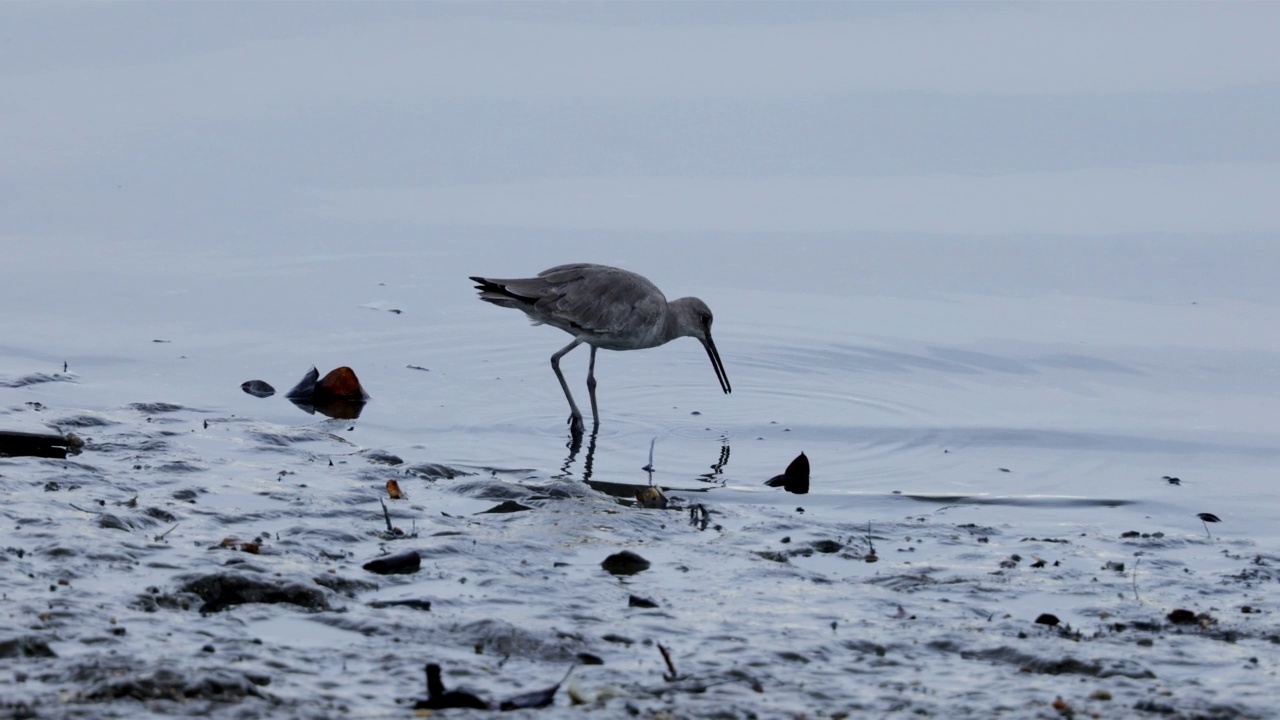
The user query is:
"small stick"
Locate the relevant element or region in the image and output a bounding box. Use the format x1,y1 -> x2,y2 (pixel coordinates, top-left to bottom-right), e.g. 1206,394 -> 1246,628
155,523 -> 180,542
380,498 -> 395,533
1131,557 -> 1140,602
642,437 -> 657,473
657,643 -> 678,680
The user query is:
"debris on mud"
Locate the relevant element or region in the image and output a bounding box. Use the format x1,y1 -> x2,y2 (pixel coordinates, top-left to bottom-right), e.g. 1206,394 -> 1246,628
161,573 -> 332,613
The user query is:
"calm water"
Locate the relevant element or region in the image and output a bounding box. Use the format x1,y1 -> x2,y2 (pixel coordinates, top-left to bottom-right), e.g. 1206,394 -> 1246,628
3,3 -> 1279,718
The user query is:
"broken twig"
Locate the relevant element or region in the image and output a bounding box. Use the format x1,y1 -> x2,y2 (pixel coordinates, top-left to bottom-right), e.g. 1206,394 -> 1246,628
657,643 -> 678,681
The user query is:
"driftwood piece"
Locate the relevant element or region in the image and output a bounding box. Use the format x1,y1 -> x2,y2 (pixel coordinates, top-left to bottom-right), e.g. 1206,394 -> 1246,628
0,430 -> 83,459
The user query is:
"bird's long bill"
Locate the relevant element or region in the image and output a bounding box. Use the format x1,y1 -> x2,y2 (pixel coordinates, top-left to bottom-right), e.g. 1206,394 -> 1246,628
702,335 -> 731,394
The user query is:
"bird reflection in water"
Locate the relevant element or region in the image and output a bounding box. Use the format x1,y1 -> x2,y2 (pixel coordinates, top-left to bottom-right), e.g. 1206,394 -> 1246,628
557,431 -> 731,501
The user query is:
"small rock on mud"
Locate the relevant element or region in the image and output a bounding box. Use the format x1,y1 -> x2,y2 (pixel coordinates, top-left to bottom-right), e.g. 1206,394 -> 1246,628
601,551 -> 651,576
362,550 -> 421,575
173,573 -> 331,613
240,380 -> 276,398
0,636 -> 57,658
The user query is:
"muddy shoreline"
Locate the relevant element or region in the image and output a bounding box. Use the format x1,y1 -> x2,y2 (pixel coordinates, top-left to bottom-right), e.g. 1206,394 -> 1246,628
3,393 -> 1276,719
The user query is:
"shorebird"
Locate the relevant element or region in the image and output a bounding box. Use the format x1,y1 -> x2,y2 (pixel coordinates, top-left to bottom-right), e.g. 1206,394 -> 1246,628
470,263 -> 731,434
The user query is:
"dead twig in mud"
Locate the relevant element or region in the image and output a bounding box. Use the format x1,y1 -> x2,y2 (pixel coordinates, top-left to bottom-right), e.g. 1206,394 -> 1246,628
378,498 -> 416,539
373,499 -> 419,538
381,498 -> 395,533
68,503 -> 103,516
155,523 -> 180,542
642,437 -> 657,473
1132,558 -> 1141,602
657,643 -> 679,681
864,521 -> 879,562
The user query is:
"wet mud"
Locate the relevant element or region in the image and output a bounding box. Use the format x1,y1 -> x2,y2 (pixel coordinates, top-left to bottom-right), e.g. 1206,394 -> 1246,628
2,398 -> 1276,720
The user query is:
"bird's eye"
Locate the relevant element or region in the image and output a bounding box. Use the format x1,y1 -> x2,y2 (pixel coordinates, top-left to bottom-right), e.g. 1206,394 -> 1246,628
701,314 -> 712,326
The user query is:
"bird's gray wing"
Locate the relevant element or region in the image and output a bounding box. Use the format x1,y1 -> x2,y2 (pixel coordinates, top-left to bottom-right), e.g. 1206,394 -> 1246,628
535,264 -> 667,340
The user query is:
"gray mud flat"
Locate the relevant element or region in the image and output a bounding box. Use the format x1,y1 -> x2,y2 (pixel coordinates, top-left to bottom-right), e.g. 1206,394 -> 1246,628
2,402 -> 1276,720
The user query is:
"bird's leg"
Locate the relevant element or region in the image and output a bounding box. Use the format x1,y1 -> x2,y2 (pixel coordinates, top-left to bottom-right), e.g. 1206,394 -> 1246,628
586,344 -> 600,430
551,339 -> 585,436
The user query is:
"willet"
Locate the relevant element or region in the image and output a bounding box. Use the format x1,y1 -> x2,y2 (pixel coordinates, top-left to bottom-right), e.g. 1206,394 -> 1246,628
470,263 -> 731,434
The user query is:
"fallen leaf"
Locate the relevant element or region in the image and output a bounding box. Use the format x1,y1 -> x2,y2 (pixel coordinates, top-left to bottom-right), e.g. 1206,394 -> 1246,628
315,366 -> 369,402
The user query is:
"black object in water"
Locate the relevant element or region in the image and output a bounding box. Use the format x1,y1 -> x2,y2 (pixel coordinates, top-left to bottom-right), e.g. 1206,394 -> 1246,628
765,452 -> 810,494
415,663 -> 488,710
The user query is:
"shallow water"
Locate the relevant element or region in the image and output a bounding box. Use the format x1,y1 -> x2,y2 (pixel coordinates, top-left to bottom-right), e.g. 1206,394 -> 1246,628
4,3 -> 1280,719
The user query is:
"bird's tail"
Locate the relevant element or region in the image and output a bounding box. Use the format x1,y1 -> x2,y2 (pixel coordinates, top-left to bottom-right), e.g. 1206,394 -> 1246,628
469,276 -> 538,311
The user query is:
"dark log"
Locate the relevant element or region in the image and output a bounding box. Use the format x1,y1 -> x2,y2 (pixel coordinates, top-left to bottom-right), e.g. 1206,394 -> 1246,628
0,430 -> 83,459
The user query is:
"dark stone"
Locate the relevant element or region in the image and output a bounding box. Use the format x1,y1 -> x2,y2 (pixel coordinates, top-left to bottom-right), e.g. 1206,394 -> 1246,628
240,380 -> 276,398
368,599 -> 432,612
1,373 -> 70,389
145,507 -> 178,522
753,550 -> 790,563
404,463 -> 473,480
362,550 -> 421,575
84,667 -> 269,702
97,514 -> 132,532
363,450 -> 404,466
810,539 -> 843,554
601,551 -> 651,576
477,500 -> 533,514
0,636 -> 57,658
129,402 -> 185,414
177,573 -> 330,613
313,575 -> 379,596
